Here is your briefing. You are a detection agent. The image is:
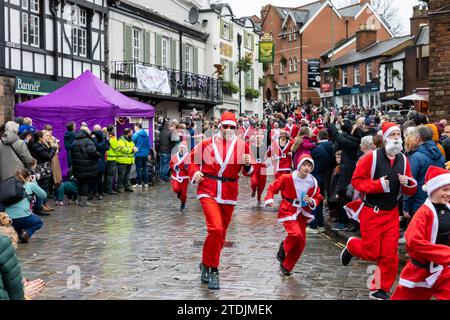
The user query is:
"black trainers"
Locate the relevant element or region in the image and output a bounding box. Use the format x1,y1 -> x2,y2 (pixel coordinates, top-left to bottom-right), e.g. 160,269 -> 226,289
369,290 -> 390,300
279,263 -> 292,278
180,202 -> 186,211
277,241 -> 285,262
208,270 -> 220,290
199,263 -> 210,284
340,237 -> 354,266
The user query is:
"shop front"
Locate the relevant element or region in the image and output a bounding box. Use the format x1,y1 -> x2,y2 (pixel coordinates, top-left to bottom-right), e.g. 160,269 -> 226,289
15,76 -> 67,104
335,83 -> 380,109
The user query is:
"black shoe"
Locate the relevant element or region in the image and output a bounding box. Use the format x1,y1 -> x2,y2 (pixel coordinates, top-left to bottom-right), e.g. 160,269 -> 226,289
35,211 -> 50,216
369,290 -> 390,300
125,189 -> 134,192
340,237 -> 355,266
199,263 -> 210,283
279,263 -> 292,278
20,230 -> 29,243
277,241 -> 285,263
208,271 -> 220,290
105,191 -> 117,195
180,202 -> 186,211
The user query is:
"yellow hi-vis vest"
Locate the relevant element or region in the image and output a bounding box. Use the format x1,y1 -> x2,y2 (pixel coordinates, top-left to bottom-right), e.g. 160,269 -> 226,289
116,136 -> 135,165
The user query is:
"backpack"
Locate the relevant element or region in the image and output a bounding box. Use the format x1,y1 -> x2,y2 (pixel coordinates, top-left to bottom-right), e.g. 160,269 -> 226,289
0,176 -> 26,206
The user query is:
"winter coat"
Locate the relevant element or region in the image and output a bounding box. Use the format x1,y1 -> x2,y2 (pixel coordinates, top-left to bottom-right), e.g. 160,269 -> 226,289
70,130 -> 100,180
132,129 -> 150,158
0,131 -> 35,182
29,141 -> 57,164
292,136 -> 315,168
425,124 -> 446,159
158,127 -> 173,154
93,131 -> 109,173
0,235 -> 24,300
64,130 -> 77,167
311,140 -> 334,187
404,141 -> 445,215
441,137 -> 450,162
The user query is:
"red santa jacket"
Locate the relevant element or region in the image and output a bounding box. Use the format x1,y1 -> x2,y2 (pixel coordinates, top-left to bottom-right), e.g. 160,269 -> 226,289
285,124 -> 299,139
264,172 -> 323,223
267,138 -> 293,173
345,149 -> 418,221
270,128 -> 281,142
170,152 -> 190,183
237,126 -> 257,143
188,135 -> 254,205
398,199 -> 450,289
250,141 -> 269,175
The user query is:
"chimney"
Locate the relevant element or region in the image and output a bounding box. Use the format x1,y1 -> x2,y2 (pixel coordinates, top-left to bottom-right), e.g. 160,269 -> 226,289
410,4 -> 429,38
356,24 -> 377,52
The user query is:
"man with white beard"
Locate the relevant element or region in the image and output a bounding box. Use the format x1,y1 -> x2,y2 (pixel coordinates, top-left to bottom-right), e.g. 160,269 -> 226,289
340,122 -> 418,300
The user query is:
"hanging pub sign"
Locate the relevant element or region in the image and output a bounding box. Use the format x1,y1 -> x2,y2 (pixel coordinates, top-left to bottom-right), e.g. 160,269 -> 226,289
307,59 -> 321,88
258,33 -> 274,64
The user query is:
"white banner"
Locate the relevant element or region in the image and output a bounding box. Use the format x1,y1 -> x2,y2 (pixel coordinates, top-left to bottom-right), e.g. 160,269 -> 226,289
135,64 -> 171,94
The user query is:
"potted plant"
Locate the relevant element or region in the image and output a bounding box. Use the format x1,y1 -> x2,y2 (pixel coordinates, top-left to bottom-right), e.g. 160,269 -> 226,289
222,81 -> 239,95
259,77 -> 267,88
328,66 -> 339,81
245,88 -> 260,100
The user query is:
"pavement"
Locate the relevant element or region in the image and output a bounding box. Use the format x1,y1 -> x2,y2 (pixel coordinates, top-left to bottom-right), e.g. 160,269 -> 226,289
15,176 -> 403,300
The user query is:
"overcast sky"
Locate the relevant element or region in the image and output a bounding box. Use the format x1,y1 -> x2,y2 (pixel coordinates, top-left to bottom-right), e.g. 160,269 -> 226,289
222,0 -> 420,36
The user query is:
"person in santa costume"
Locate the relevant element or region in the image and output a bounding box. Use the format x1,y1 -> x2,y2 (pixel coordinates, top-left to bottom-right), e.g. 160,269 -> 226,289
189,111 -> 253,290
311,118 -> 325,143
169,141 -> 190,213
250,131 -> 269,206
237,118 -> 257,143
264,154 -> 323,277
391,166 -> 450,300
341,122 -> 418,300
268,129 -> 294,180
270,122 -> 281,143
284,117 -> 299,140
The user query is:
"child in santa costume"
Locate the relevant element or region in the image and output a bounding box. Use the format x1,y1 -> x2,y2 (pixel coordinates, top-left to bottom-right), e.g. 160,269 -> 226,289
265,154 -> 323,277
169,141 -> 190,212
250,131 -> 269,206
268,129 -> 293,180
189,111 -> 253,290
391,166 -> 450,300
237,118 -> 257,143
341,122 -> 418,300
284,118 -> 299,140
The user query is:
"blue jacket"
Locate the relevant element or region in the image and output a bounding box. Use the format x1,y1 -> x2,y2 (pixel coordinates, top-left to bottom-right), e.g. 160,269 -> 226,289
132,129 -> 150,157
311,140 -> 334,186
404,141 -> 445,215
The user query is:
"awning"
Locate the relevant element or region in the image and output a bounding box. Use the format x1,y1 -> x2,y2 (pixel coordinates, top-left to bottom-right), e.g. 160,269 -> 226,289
399,93 -> 428,101
381,99 -> 403,106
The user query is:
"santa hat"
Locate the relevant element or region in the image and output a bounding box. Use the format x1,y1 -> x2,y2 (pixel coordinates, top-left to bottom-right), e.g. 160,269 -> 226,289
287,117 -> 294,122
422,166 -> 450,197
297,154 -> 315,171
279,128 -> 289,136
219,111 -> 237,127
178,141 -> 189,151
316,118 -> 323,126
382,122 -> 400,141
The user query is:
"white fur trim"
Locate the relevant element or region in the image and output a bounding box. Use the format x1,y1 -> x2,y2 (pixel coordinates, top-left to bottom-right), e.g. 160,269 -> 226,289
246,165 -> 254,175
425,173 -> 450,197
220,120 -> 237,127
308,199 -> 317,210
296,157 -> 315,171
265,199 -> 274,206
403,176 -> 417,189
383,125 -> 400,141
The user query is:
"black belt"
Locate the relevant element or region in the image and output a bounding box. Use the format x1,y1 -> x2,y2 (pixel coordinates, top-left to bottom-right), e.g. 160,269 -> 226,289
204,173 -> 237,182
282,196 -> 303,207
363,201 -> 396,212
411,259 -> 430,269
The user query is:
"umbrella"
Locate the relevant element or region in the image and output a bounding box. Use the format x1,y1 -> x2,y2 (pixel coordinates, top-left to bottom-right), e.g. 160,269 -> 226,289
381,99 -> 403,106
399,93 -> 427,101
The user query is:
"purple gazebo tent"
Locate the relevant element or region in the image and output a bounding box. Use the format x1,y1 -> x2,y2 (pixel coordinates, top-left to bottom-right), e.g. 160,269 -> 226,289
15,70 -> 155,177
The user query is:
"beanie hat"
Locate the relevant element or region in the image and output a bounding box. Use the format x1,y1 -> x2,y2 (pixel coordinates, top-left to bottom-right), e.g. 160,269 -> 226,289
382,122 -> 401,141
422,166 -> 450,198
219,111 -> 237,127
297,154 -> 315,171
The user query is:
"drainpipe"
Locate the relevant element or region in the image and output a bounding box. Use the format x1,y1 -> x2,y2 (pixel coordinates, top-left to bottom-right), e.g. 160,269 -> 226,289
49,0 -> 59,81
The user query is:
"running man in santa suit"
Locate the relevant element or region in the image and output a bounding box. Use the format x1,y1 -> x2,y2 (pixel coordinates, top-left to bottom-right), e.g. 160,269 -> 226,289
284,117 -> 299,140
265,154 -> 323,277
169,141 -> 190,213
268,129 -> 294,180
250,130 -> 269,207
189,112 -> 253,290
341,122 -> 418,300
391,166 -> 450,300
236,118 -> 257,144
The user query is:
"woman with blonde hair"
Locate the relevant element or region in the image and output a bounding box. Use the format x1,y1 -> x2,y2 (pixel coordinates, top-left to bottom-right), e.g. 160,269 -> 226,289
291,126 -> 315,169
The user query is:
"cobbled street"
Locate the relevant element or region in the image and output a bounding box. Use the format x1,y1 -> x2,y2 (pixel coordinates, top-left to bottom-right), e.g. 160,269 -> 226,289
16,177 -> 401,300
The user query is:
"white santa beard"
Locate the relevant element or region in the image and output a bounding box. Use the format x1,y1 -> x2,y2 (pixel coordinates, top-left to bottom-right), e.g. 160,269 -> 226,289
385,138 -> 403,156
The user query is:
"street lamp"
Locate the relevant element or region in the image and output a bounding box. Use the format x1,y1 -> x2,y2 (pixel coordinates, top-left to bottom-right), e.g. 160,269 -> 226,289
237,33 -> 242,116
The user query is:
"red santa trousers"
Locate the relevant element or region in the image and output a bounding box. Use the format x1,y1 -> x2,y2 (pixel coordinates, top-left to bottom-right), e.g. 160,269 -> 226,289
347,205 -> 399,292
200,197 -> 234,268
391,267 -> 450,300
275,171 -> 290,180
250,165 -> 267,201
171,179 -> 189,203
282,217 -> 307,272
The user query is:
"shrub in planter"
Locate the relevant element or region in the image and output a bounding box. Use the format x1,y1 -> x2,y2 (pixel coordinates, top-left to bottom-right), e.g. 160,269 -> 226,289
245,88 -> 260,99
223,81 -> 239,95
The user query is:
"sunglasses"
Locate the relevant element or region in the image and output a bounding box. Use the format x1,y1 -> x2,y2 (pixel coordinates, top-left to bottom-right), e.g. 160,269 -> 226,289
222,125 -> 236,130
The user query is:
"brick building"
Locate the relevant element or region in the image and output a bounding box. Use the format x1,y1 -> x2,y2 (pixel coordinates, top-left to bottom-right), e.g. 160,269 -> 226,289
428,0 -> 450,120
260,0 -> 393,105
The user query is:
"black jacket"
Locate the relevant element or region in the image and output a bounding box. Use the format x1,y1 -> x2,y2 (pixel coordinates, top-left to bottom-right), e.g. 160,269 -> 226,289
442,137 -> 450,162
158,127 -> 174,154
71,130 -> 100,179
29,141 -> 57,164
311,140 -> 334,186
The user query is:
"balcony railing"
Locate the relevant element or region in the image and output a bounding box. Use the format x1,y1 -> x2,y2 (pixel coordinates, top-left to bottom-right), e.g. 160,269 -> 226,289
110,60 -> 223,104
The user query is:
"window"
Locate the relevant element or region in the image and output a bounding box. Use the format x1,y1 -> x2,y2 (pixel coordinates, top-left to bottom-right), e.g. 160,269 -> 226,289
246,70 -> 252,88
21,0 -> 40,47
71,7 -> 88,57
292,28 -> 297,40
354,65 -> 360,85
366,62 -> 373,82
342,68 -> 348,87
162,37 -> 169,68
288,58 -> 293,72
293,57 -> 298,72
288,28 -> 292,41
132,28 -> 141,61
185,44 -> 192,72
422,57 -> 429,80
387,65 -> 393,88
222,22 -> 231,41
280,61 -> 284,74
270,63 -> 274,75
244,32 -> 253,50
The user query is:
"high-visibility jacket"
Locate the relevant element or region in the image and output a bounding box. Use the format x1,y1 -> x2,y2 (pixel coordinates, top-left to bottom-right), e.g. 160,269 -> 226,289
116,136 -> 135,165
106,135 -> 119,162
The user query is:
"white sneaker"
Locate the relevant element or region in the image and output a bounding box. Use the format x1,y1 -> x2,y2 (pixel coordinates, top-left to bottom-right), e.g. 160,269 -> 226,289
398,236 -> 406,244
144,184 -> 149,188
306,227 -> 319,234
132,184 -> 138,188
